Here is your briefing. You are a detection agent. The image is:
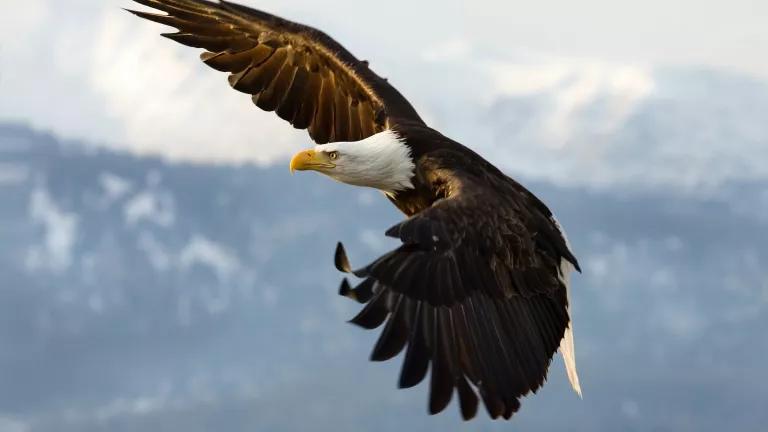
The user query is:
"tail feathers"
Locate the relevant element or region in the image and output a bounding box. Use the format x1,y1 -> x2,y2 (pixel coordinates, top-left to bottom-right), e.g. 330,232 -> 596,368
551,215 -> 583,398
560,323 -> 582,398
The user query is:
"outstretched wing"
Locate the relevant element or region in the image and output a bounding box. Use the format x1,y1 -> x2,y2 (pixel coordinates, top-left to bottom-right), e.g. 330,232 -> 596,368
336,150 -> 581,420
128,0 -> 424,144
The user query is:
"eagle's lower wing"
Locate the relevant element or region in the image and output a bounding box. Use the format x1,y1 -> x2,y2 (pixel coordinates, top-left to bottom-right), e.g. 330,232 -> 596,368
128,0 -> 424,144
336,153 -> 579,420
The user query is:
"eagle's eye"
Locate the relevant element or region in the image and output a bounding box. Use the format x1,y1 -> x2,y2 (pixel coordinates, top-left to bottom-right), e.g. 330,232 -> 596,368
328,151 -> 339,160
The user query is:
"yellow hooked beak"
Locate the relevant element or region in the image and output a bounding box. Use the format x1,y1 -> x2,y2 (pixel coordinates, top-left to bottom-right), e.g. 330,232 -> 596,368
289,149 -> 335,174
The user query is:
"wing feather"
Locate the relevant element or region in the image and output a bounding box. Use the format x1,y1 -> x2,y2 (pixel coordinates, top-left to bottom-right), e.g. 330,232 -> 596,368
128,0 -> 424,144
336,149 -> 580,420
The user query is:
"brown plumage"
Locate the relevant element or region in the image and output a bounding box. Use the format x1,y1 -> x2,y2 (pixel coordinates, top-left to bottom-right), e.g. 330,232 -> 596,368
129,0 -> 582,421
127,0 -> 423,144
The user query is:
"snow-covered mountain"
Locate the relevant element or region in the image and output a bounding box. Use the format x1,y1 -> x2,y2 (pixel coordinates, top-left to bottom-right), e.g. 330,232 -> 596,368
0,123 -> 766,431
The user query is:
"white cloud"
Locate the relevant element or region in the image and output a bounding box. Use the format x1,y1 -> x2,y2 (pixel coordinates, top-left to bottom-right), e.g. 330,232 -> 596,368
484,58 -> 656,148
178,235 -> 244,315
179,235 -> 242,282
99,172 -> 133,202
88,8 -> 307,165
124,191 -> 175,227
441,57 -> 768,193
25,183 -> 79,273
0,0 -> 49,45
412,51 -> 768,192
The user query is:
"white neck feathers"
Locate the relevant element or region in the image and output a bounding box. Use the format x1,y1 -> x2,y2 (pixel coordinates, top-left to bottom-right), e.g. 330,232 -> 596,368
316,130 -> 415,193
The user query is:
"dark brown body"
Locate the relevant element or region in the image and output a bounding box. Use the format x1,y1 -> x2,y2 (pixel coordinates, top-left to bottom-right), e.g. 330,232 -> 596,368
130,0 -> 582,421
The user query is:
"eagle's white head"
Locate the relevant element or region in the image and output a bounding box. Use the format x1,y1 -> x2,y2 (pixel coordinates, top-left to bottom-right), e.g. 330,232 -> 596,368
289,130 -> 415,193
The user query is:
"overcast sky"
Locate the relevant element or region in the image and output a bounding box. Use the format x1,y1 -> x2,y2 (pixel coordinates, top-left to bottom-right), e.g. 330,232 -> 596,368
2,0 -> 767,189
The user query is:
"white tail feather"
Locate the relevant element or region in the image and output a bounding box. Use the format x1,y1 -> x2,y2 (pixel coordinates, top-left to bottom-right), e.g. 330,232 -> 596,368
559,260 -> 583,397
552,216 -> 582,397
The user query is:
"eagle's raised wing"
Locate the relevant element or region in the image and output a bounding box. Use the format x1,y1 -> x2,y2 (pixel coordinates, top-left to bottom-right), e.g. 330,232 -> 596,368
336,149 -> 581,420
128,0 -> 424,144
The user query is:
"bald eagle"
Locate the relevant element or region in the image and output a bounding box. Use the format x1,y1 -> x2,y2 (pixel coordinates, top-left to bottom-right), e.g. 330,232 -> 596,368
129,0 -> 582,421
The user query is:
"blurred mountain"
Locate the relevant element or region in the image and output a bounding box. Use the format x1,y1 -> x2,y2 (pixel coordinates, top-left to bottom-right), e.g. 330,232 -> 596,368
0,123 -> 766,431
469,67 -> 768,193
409,62 -> 768,197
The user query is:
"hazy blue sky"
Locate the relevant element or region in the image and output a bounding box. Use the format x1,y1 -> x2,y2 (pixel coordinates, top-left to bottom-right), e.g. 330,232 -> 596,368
1,1 -> 767,431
